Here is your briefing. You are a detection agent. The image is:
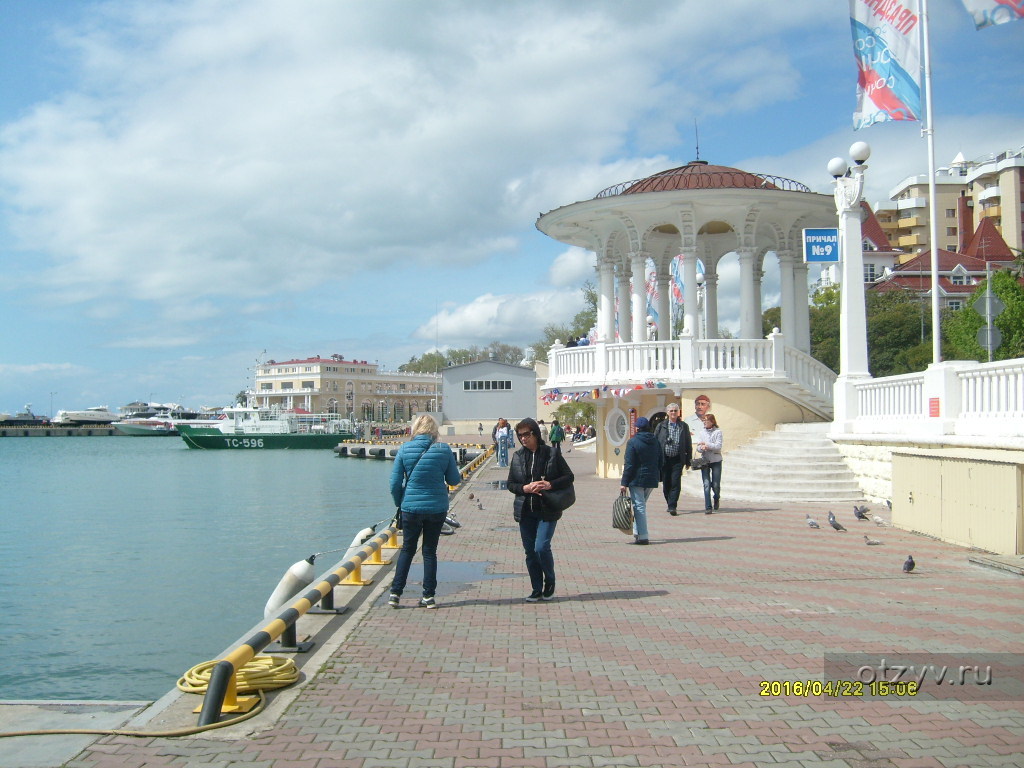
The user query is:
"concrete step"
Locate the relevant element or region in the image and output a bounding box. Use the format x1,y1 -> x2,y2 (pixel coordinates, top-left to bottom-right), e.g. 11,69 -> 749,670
685,421 -> 865,503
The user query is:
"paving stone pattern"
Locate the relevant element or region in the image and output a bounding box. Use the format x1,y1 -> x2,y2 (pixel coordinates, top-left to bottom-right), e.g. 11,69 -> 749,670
70,441 -> 1024,767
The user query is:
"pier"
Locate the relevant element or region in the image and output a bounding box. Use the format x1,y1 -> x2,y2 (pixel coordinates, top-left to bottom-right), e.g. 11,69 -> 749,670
0,426 -> 118,437
4,435 -> 1023,768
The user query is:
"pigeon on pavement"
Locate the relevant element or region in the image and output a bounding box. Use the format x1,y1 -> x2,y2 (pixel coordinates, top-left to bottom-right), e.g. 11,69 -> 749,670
872,515 -> 887,527
864,535 -> 881,545
903,555 -> 915,573
806,514 -> 820,529
828,511 -> 846,532
853,505 -> 870,521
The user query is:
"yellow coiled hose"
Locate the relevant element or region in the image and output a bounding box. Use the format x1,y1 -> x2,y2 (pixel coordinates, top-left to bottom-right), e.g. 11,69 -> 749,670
177,654 -> 299,694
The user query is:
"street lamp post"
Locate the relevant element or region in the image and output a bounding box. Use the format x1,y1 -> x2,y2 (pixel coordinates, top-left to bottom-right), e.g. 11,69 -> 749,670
828,141 -> 872,431
695,272 -> 706,339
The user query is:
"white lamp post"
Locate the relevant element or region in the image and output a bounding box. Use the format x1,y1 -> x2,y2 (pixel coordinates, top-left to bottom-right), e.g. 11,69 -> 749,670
829,141 -> 872,431
695,272 -> 706,339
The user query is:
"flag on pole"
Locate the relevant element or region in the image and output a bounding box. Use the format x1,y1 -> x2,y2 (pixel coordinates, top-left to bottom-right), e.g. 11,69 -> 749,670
960,0 -> 1024,28
849,0 -> 922,130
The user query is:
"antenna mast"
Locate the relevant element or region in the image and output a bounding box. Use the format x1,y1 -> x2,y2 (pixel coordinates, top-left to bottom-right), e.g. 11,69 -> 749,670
694,119 -> 701,161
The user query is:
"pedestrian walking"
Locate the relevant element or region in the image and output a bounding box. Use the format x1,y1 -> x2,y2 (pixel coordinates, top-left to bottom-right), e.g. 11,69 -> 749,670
694,413 -> 724,513
388,415 -> 462,609
653,403 -> 692,515
507,418 -> 574,602
620,416 -> 663,544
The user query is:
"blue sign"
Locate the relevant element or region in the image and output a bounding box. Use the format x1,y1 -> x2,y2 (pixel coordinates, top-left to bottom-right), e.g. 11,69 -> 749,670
803,228 -> 839,263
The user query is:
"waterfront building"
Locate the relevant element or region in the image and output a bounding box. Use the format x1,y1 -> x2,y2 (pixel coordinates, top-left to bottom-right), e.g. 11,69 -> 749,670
440,360 -> 538,432
251,355 -> 439,421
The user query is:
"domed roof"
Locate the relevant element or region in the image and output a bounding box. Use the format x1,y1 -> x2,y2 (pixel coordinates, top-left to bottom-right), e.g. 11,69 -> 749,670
595,160 -> 810,198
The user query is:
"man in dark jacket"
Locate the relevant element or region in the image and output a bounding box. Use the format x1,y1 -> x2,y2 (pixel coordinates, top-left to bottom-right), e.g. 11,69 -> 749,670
653,403 -> 692,516
620,417 -> 663,544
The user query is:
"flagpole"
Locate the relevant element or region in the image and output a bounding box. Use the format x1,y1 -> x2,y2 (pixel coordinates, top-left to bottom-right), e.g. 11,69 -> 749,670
921,0 -> 942,364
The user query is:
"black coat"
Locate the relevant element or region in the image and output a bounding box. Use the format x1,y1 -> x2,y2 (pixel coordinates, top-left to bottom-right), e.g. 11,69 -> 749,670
654,418 -> 693,465
507,443 -> 574,522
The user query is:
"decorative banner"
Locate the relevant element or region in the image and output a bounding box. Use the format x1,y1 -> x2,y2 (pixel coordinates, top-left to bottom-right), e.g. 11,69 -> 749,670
960,0 -> 1024,29
849,0 -> 922,130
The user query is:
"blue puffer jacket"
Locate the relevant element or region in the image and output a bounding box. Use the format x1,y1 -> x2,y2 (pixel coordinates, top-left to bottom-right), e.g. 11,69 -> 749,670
390,434 -> 462,513
620,431 -> 663,488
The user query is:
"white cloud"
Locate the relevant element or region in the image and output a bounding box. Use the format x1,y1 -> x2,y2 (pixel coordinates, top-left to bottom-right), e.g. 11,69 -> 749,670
548,247 -> 596,287
414,290 -> 584,347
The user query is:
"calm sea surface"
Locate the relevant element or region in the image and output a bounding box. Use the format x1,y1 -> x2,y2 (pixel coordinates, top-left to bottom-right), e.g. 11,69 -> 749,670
0,436 -> 393,702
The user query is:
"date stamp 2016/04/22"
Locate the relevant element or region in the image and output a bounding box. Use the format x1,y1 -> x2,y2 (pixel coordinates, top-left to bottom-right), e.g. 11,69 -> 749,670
759,680 -> 918,698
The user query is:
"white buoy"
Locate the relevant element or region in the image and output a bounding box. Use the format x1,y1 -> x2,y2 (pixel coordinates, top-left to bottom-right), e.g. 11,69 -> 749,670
264,557 -> 317,618
343,527 -> 376,561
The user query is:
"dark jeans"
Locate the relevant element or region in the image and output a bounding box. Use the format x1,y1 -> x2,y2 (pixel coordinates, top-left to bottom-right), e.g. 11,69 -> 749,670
662,453 -> 683,510
390,511 -> 446,598
518,515 -> 558,593
701,461 -> 723,509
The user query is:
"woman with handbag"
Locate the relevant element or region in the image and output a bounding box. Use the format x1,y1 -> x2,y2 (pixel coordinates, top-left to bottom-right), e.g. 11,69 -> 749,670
506,417 -> 574,602
620,416 -> 663,544
694,413 -> 723,514
387,415 -> 462,609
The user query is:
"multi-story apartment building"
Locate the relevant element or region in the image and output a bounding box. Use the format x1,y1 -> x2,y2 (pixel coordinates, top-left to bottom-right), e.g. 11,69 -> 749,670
251,354 -> 440,421
887,158 -> 970,257
884,146 -> 1024,259
966,147 -> 1024,258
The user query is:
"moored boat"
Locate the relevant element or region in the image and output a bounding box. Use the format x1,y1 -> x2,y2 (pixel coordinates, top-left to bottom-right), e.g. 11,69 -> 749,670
113,403 -> 225,436
52,406 -> 121,425
177,405 -> 356,449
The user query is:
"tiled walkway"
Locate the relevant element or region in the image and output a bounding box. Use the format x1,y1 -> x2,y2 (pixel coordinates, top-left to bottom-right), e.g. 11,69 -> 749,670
70,442 -> 1024,767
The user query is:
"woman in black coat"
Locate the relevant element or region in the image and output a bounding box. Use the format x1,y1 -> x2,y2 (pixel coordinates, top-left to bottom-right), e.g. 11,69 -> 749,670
506,418 -> 574,602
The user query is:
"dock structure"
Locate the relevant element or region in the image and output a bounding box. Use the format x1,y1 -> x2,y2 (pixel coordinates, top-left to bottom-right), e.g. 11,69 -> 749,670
20,436 -> 1024,768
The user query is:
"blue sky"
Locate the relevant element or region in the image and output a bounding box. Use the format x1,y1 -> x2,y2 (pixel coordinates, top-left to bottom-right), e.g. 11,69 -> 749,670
1,0 -> 1021,415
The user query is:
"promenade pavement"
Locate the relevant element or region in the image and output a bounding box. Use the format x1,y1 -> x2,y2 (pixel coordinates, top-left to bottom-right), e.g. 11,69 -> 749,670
67,437 -> 1023,768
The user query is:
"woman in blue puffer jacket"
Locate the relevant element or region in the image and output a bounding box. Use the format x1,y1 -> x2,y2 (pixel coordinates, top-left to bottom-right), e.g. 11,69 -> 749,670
388,415 -> 462,609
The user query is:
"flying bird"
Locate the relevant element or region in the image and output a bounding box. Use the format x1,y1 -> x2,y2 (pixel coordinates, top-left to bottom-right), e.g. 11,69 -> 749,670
853,505 -> 870,521
827,511 -> 846,532
864,535 -> 881,545
903,555 -> 915,573
872,515 -> 887,527
806,514 -> 820,529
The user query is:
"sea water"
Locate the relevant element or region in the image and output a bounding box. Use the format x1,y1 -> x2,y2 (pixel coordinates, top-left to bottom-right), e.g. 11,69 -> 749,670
0,437 -> 393,701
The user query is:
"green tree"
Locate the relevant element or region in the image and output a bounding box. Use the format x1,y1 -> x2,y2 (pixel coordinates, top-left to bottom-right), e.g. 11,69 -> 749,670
945,270 -> 1024,361
772,285 -> 946,377
552,401 -> 596,427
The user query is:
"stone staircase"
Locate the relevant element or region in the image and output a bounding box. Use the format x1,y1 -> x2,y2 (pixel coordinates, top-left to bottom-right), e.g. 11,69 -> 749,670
682,422 -> 865,503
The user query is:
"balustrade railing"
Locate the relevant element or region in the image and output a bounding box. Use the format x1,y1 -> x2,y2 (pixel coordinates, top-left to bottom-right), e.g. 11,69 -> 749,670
545,335 -> 835,415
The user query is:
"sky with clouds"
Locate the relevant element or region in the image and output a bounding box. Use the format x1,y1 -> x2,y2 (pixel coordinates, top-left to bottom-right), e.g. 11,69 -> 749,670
0,0 -> 1021,414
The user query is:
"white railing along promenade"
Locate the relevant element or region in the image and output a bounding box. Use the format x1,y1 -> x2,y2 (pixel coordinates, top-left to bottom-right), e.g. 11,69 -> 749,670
846,358 -> 1024,440
546,331 -> 836,414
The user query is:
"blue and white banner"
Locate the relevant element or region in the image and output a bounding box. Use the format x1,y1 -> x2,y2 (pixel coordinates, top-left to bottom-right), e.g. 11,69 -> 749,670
849,0 -> 922,130
960,0 -> 1024,29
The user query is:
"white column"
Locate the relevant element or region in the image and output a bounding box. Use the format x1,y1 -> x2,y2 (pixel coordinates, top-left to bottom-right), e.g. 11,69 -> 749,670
704,274 -> 719,339
617,268 -> 632,342
738,249 -> 757,339
657,275 -> 671,340
779,251 -> 796,346
598,257 -> 615,343
682,252 -> 698,336
630,252 -> 647,343
793,262 -> 811,353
